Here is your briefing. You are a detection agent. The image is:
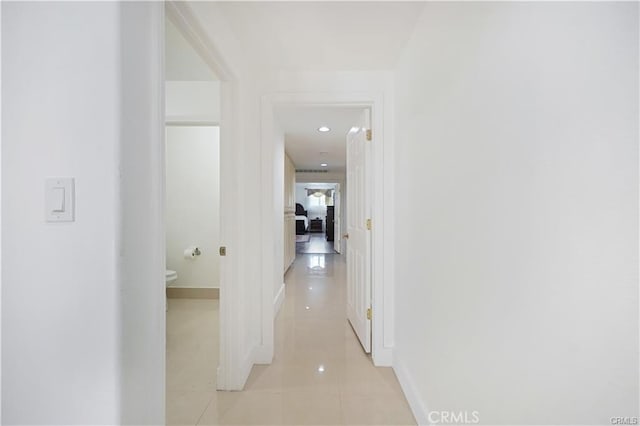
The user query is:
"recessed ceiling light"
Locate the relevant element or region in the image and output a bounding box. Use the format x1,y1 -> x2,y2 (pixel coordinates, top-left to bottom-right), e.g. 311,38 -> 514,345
320,163 -> 328,167
318,126 -> 330,132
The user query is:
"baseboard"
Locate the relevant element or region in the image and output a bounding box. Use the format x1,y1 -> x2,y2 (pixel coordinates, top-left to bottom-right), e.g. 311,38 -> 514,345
219,339 -> 261,390
393,354 -> 430,426
273,282 -> 285,316
250,283 -> 285,366
372,345 -> 393,367
166,287 -> 219,299
237,346 -> 256,390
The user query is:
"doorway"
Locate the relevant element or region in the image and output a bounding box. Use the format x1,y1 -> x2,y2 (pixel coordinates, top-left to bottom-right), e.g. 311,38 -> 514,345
163,4 -> 397,398
270,103 -> 379,357
164,12 -> 224,423
260,91 -> 395,366
295,182 -> 339,255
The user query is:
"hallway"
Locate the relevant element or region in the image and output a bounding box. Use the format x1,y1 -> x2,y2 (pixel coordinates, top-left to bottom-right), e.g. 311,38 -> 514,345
166,253 -> 415,425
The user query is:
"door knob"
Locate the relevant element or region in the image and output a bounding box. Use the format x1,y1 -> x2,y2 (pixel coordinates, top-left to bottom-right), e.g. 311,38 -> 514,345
343,233 -> 349,239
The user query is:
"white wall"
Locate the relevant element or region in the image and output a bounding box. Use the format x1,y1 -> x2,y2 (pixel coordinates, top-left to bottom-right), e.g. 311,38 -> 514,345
165,81 -> 220,124
166,126 -> 220,288
393,3 -> 639,424
306,202 -> 327,226
3,3 -> 165,424
2,2 -> 165,424
117,2 -> 166,423
2,3 -> 121,423
165,18 -> 217,82
0,3 -> 4,419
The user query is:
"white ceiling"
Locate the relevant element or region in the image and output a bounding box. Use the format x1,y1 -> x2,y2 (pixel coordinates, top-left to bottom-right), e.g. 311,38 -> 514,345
176,2 -> 425,171
166,18 -> 218,81
277,106 -> 365,173
212,1 -> 426,71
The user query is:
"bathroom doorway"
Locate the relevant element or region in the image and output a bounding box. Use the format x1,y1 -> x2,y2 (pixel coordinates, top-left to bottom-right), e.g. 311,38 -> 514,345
164,14 -> 223,424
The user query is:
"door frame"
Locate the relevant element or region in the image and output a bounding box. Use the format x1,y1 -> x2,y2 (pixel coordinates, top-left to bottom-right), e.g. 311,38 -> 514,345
333,183 -> 342,254
260,92 -> 395,366
166,1 -> 241,390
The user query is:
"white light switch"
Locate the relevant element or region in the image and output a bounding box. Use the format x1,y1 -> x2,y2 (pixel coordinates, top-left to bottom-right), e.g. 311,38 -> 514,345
51,187 -> 65,212
45,178 -> 74,222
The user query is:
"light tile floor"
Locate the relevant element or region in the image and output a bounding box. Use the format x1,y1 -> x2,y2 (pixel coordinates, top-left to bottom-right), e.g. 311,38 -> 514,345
167,253 -> 415,425
167,298 -> 219,425
296,233 -> 337,254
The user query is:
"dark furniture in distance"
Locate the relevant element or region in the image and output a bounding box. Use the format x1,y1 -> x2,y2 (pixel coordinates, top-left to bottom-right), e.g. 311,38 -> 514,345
295,203 -> 307,235
296,221 -> 306,235
326,206 -> 335,241
309,218 -> 323,233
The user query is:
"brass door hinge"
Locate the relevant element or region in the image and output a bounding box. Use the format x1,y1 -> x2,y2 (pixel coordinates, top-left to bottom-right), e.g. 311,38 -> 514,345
219,246 -> 227,256
366,129 -> 372,141
367,307 -> 372,320
366,218 -> 372,230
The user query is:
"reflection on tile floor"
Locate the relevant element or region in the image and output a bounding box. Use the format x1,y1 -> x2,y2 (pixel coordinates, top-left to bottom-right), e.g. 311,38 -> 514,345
296,233 -> 338,254
166,254 -> 415,425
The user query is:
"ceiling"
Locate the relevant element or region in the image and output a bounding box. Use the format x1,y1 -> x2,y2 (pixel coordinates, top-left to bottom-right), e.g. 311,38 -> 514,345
212,2 -> 426,71
277,106 -> 365,173
166,18 -> 218,81
173,2 -> 424,171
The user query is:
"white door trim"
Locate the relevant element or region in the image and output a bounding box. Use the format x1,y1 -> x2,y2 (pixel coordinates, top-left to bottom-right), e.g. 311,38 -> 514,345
260,92 -> 395,366
0,3 -> 4,417
334,183 -> 342,254
166,1 -> 242,390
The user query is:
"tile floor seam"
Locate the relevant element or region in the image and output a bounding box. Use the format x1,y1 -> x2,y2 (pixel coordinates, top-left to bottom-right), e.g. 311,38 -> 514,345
194,394 -> 215,426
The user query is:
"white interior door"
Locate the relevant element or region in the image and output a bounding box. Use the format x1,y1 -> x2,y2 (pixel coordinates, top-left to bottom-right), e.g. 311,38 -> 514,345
346,114 -> 371,353
333,184 -> 341,254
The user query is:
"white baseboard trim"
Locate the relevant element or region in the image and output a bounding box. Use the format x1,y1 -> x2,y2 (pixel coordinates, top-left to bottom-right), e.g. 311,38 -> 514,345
372,346 -> 393,367
251,283 -> 286,366
236,347 -> 256,391
166,287 -> 219,299
253,345 -> 272,365
273,282 -> 285,316
393,355 -> 430,426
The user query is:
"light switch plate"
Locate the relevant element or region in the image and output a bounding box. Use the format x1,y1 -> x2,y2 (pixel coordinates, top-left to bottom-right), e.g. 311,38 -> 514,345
45,177 -> 74,222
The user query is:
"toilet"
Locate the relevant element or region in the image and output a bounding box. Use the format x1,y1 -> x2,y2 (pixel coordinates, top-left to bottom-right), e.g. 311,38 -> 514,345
165,269 -> 177,284
165,270 -> 177,312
